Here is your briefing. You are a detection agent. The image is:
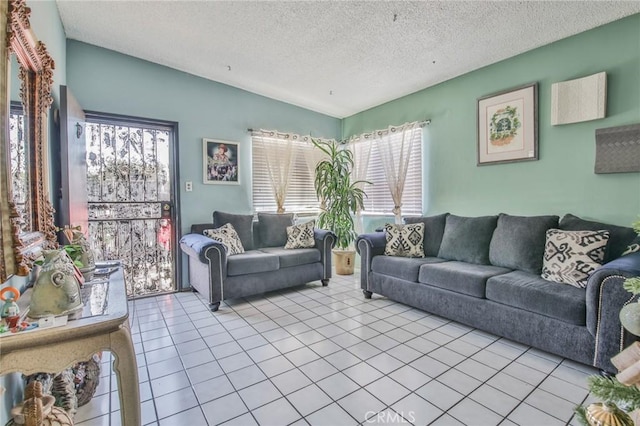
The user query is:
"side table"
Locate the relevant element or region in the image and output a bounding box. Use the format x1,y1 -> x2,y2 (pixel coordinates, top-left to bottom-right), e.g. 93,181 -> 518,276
0,266 -> 140,425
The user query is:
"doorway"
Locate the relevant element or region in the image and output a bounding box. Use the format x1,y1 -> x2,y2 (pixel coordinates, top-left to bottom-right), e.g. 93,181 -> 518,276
84,113 -> 180,297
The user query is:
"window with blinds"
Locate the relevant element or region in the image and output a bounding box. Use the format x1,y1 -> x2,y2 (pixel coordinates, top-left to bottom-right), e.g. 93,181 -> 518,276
252,136 -> 319,213
355,128 -> 423,216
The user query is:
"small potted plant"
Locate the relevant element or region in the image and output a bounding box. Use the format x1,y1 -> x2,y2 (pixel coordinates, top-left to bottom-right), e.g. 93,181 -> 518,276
313,139 -> 368,275
61,226 -> 96,281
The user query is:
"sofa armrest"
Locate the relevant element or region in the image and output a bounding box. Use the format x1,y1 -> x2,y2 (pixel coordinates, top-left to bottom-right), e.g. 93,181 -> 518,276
315,229 -> 336,280
587,252 -> 640,372
180,233 -> 229,307
356,232 -> 387,292
180,234 -> 225,264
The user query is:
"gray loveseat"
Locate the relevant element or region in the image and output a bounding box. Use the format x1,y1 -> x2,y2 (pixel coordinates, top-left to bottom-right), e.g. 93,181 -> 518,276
180,212 -> 336,311
356,213 -> 640,373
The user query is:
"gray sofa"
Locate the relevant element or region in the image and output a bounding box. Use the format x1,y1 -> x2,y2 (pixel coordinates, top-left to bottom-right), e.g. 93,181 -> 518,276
180,212 -> 336,311
356,213 -> 640,373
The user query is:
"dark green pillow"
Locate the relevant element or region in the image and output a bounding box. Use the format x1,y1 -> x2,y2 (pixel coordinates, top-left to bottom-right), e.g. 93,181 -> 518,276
258,213 -> 294,247
560,214 -> 637,263
489,214 -> 559,274
437,215 -> 498,265
404,213 -> 449,257
213,211 -> 254,251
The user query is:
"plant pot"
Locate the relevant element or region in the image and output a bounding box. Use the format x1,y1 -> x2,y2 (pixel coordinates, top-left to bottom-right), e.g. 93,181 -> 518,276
620,301 -> 640,337
333,250 -> 355,275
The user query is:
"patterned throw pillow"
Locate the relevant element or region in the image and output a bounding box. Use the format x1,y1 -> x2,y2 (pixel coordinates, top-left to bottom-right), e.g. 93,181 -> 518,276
384,223 -> 426,258
203,223 -> 245,255
541,229 -> 610,288
284,220 -> 316,249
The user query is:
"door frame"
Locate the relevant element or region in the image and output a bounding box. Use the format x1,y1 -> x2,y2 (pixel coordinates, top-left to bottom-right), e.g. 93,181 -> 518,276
84,110 -> 182,292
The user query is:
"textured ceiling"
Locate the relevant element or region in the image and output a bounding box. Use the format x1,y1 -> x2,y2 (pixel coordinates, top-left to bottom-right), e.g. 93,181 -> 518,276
55,1 -> 640,118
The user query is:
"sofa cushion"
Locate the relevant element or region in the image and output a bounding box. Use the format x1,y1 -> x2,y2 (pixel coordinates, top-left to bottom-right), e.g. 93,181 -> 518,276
258,213 -> 294,247
371,256 -> 446,283
560,214 -> 637,262
285,220 -> 316,249
541,229 -> 610,288
489,214 -> 559,274
418,261 -> 511,298
404,213 -> 449,256
203,223 -> 245,255
227,250 -> 279,276
260,247 -> 320,268
213,211 -> 254,251
384,223 -> 426,258
438,215 -> 498,265
191,223 -> 214,235
486,270 -> 586,325
623,235 -> 640,256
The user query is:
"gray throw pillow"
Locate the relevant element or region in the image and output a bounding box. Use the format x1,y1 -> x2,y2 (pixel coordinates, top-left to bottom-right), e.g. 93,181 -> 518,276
258,213 -> 294,247
404,213 -> 449,256
213,211 -> 254,251
489,214 -> 559,274
438,215 -> 498,265
560,214 -> 637,263
622,236 -> 640,256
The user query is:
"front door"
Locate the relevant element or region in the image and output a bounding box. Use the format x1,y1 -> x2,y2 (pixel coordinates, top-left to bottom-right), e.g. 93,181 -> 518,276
85,114 -> 179,297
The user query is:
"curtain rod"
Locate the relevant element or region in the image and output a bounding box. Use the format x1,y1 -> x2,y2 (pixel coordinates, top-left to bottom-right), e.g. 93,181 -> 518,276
248,119 -> 430,134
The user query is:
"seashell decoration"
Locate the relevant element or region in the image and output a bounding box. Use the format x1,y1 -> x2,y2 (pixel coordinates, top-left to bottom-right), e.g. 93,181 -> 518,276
586,402 -> 634,426
7,381 -> 74,426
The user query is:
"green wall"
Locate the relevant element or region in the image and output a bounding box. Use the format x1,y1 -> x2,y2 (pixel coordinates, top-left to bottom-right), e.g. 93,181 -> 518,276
344,14 -> 640,227
65,40 -> 341,234
1,1 -> 67,422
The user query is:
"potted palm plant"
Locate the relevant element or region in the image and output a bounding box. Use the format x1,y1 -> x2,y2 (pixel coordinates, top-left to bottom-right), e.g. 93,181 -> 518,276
312,138 -> 368,275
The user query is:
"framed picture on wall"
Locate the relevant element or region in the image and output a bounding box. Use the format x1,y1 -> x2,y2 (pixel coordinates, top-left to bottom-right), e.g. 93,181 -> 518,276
203,138 -> 240,184
477,83 -> 538,165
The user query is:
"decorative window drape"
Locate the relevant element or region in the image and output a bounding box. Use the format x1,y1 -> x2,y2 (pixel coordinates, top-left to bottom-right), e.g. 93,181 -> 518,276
346,137 -> 372,234
303,140 -> 329,208
251,130 -> 295,213
369,121 -> 425,224
251,129 -> 333,214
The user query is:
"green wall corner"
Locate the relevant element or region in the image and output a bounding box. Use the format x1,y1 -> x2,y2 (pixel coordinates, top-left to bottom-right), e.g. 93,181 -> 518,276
343,14 -> 640,226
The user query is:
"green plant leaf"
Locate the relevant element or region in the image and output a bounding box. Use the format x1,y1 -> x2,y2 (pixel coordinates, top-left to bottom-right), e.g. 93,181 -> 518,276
312,138 -> 368,249
624,277 -> 640,295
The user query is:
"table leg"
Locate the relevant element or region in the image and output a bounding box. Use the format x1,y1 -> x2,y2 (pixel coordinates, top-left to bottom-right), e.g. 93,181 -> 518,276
110,324 -> 141,426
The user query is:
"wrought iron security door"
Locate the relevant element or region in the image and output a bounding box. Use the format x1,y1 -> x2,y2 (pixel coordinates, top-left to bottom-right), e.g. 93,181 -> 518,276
86,118 -> 178,297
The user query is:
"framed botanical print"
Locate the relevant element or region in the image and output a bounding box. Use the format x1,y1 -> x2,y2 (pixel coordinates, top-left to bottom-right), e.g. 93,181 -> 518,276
203,138 -> 239,184
477,83 -> 538,165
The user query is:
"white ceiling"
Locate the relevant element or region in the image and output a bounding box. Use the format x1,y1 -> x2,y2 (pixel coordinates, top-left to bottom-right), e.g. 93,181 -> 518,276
55,1 -> 640,119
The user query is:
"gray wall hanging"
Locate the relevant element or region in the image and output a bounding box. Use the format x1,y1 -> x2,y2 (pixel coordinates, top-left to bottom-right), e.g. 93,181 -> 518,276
595,123 -> 640,174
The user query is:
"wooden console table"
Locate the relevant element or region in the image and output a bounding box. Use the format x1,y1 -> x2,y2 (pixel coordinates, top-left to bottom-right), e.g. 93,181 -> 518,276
0,265 -> 140,425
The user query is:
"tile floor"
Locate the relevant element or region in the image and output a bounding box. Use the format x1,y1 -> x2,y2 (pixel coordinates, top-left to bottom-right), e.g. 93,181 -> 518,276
75,272 -> 597,426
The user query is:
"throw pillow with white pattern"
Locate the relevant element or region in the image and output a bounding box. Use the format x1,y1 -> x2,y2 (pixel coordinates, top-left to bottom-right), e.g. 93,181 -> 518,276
384,223 -> 426,258
541,229 -> 610,288
284,220 -> 316,249
203,223 -> 245,255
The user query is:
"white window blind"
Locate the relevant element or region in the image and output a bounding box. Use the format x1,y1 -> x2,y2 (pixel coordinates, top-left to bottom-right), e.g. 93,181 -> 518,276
352,127 -> 422,216
252,134 -> 319,213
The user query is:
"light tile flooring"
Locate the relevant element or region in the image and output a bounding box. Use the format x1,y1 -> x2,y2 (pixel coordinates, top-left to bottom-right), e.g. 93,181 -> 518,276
75,272 -> 597,426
